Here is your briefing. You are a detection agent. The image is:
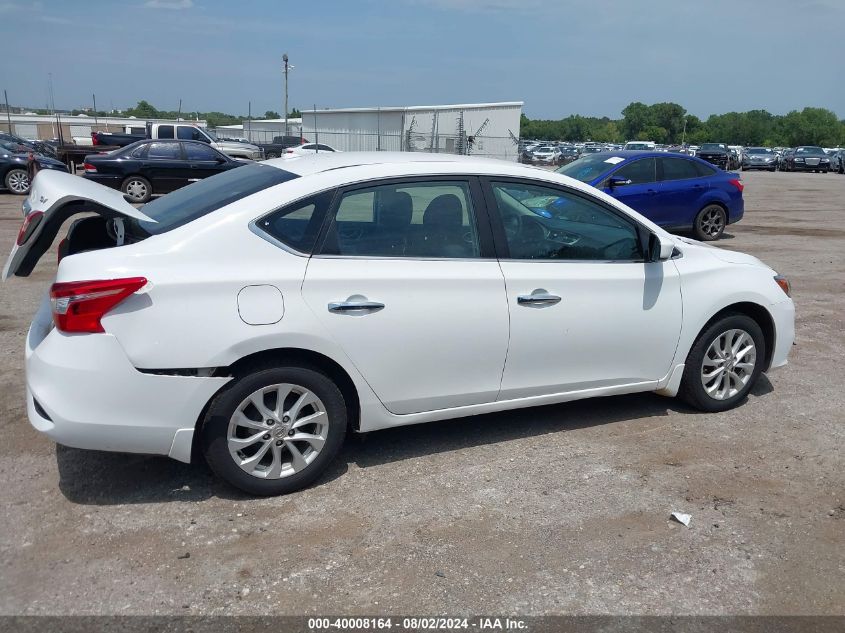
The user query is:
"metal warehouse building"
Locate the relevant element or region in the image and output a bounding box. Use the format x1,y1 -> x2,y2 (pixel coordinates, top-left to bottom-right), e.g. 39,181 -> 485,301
301,102 -> 523,161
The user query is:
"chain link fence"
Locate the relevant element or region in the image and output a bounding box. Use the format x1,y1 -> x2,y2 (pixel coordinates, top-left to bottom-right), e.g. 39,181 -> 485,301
213,127 -> 519,161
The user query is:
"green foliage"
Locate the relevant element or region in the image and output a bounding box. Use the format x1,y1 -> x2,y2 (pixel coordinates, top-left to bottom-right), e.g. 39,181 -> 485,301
523,102 -> 845,146
264,110 -> 281,119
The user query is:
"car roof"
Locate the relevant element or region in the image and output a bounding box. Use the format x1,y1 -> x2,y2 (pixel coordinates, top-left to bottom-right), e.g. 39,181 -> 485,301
578,150 -> 683,159
262,151 -> 521,177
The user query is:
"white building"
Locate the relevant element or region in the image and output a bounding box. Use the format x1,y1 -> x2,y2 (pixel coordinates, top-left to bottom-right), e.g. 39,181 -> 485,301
300,102 -> 523,161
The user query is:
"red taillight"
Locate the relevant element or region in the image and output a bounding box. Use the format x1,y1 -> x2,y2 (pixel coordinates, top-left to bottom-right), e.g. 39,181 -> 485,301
91,132 -> 99,146
49,277 -> 148,333
16,211 -> 44,246
83,162 -> 97,173
728,178 -> 744,193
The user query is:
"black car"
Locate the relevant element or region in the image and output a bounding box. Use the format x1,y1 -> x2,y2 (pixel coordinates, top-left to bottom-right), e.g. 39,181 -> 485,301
696,143 -> 731,169
0,140 -> 68,195
257,135 -> 310,159
0,132 -> 59,159
781,146 -> 831,173
83,139 -> 248,202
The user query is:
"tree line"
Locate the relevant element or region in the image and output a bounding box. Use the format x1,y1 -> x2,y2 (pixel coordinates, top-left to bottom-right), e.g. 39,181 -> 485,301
521,102 -> 845,147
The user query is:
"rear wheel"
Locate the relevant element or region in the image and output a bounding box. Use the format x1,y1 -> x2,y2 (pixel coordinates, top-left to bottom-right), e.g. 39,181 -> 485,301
121,176 -> 152,203
678,314 -> 765,412
201,366 -> 347,496
693,204 -> 726,241
5,168 -> 30,194
265,152 -> 280,159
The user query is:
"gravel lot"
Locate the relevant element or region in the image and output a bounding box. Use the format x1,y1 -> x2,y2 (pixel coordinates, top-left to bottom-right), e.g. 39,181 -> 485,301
0,171 -> 842,616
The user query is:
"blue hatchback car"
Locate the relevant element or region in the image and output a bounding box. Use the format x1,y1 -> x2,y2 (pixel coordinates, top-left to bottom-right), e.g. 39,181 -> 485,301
557,151 -> 744,240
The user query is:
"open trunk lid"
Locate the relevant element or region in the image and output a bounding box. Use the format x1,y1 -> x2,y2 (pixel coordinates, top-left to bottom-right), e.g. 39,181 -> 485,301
3,170 -> 155,280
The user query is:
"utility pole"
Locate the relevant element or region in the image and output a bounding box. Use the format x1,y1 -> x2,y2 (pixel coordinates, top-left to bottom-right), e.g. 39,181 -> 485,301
3,90 -> 11,133
283,53 -> 290,137
92,93 -> 98,127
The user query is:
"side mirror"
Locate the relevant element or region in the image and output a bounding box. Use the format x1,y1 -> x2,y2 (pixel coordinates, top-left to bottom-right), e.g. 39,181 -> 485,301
608,177 -> 632,188
648,233 -> 675,262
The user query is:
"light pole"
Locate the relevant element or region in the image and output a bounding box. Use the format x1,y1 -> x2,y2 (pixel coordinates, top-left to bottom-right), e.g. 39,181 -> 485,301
283,54 -> 289,137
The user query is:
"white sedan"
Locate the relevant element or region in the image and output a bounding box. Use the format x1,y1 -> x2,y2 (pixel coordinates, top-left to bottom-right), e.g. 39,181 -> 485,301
4,153 -> 794,495
284,142 -> 339,156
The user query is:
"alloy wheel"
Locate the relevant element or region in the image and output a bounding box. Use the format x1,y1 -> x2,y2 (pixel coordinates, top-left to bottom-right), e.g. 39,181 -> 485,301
698,207 -> 725,238
227,383 -> 329,479
700,329 -> 757,401
7,170 -> 29,194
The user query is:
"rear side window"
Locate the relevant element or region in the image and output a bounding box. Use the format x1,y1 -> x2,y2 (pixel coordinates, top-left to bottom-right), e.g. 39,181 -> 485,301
158,125 -> 174,139
661,157 -> 700,181
138,163 -> 299,235
256,190 -> 334,254
693,161 -> 716,177
147,142 -> 182,159
612,158 -> 657,184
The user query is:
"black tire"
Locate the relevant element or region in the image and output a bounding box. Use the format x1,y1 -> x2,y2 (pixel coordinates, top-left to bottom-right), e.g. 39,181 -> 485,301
4,168 -> 30,195
121,175 -> 152,203
201,365 -> 347,496
678,313 -> 766,412
693,204 -> 727,241
266,152 -> 280,159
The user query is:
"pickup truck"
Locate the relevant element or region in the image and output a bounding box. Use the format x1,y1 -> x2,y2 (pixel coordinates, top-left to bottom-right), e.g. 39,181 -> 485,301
92,122 -> 264,160
256,135 -> 309,158
696,143 -> 733,170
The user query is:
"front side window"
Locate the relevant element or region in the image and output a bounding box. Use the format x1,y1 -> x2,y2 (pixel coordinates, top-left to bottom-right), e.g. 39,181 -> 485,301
184,142 -> 220,161
490,181 -> 642,261
660,157 -> 701,181
177,126 -> 206,141
147,142 -> 182,159
611,158 -> 657,185
320,181 -> 480,258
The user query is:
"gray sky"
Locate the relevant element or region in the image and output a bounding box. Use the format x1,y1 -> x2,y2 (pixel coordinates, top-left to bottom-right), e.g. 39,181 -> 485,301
1,0 -> 843,119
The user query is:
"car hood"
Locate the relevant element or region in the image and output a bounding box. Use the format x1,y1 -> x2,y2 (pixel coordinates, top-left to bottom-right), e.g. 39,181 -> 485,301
673,235 -> 770,269
218,141 -> 260,152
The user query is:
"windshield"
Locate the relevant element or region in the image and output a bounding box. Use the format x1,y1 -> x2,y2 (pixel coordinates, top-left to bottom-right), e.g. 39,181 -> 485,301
557,154 -> 619,182
138,163 -> 298,235
700,143 -> 726,151
0,140 -> 24,154
203,128 -> 219,141
795,146 -> 825,155
747,148 -> 772,154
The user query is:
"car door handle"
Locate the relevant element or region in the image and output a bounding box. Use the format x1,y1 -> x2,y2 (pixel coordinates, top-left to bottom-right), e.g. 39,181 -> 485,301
517,292 -> 561,306
328,300 -> 385,313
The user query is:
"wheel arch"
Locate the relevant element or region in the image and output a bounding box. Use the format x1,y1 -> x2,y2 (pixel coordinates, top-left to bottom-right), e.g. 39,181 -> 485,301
190,346 -> 361,462
693,301 -> 776,371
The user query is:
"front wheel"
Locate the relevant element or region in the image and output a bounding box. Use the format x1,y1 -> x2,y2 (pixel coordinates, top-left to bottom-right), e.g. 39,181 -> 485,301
201,366 -> 348,496
678,314 -> 766,412
5,168 -> 30,194
121,176 -> 152,203
693,204 -> 726,241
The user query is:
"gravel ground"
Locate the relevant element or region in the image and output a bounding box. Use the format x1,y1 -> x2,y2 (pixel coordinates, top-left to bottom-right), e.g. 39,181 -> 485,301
0,170 -> 842,616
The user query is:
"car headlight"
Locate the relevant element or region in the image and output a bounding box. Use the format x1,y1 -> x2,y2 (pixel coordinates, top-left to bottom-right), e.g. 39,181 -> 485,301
795,157 -> 805,162
765,157 -> 774,162
821,158 -> 829,163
